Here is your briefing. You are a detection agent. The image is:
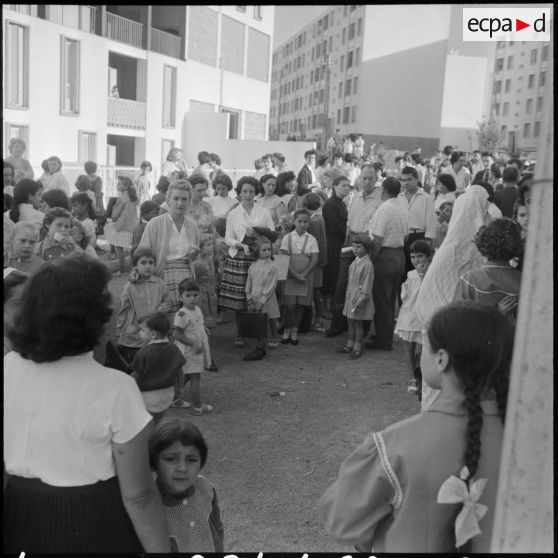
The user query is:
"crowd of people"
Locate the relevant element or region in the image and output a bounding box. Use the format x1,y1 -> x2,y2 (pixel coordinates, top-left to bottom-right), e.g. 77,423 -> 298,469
3,137 -> 533,552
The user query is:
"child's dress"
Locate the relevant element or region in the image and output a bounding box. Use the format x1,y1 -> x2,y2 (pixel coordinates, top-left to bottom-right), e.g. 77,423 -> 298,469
245,259 -> 280,319
193,256 -> 218,328
173,306 -> 211,375
80,217 -> 98,259
395,269 -> 424,343
105,196 -> 139,248
160,475 -> 224,552
343,254 -> 374,320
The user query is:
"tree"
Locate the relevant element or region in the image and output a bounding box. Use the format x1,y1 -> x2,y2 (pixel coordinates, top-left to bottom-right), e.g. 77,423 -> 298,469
476,112 -> 505,152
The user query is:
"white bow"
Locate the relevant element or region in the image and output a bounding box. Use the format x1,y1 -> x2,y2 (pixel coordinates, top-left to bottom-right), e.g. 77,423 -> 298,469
437,466 -> 488,548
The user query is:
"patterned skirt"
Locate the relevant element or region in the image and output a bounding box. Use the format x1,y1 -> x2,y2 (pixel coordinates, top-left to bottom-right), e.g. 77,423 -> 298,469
104,223 -> 133,248
218,251 -> 255,311
4,475 -> 143,553
162,257 -> 191,315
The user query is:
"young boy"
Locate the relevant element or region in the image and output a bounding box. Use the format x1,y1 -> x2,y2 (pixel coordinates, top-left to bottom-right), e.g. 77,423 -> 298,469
131,200 -> 160,258
130,311 -> 186,423
4,221 -> 44,273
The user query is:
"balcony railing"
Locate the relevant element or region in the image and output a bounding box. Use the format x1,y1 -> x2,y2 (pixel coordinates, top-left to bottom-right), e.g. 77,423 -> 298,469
106,12 -> 143,48
45,5 -> 96,33
5,5 -> 35,15
107,97 -> 146,129
151,27 -> 181,58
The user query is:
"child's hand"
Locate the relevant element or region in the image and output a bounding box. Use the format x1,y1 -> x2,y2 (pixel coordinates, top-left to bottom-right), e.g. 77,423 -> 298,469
247,300 -> 256,312
498,294 -> 518,316
416,261 -> 429,275
242,244 -> 250,256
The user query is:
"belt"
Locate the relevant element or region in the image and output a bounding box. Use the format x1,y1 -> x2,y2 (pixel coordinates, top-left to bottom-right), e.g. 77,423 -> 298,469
408,229 -> 425,234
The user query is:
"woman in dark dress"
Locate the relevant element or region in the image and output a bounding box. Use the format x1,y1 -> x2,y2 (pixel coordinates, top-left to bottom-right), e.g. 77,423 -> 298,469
322,175 -> 351,314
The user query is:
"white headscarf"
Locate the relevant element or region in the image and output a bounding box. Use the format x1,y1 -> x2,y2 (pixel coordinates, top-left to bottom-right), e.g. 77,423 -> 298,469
416,185 -> 490,326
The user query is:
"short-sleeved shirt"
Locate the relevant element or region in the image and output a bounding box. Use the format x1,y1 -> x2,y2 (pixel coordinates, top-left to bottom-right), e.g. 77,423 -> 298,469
167,213 -> 192,261
368,198 -> 408,248
280,231 -> 319,254
4,351 -> 151,486
347,189 -> 383,233
397,189 -> 437,239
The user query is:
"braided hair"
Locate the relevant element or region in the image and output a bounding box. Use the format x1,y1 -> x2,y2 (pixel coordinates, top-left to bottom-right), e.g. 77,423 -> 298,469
426,301 -> 514,481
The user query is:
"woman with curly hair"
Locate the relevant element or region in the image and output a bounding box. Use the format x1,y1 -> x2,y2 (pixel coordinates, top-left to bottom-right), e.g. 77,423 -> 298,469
4,254 -> 170,552
456,218 -> 522,323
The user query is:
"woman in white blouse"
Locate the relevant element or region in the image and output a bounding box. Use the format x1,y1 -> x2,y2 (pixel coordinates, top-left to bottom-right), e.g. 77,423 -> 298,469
257,173 -> 286,227
7,179 -> 44,228
208,173 -> 236,218
217,176 -> 274,346
433,173 -> 457,212
4,254 -> 170,552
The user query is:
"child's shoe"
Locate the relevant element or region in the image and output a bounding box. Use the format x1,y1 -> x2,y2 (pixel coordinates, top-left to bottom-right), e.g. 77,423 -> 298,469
206,361 -> 219,372
407,379 -> 419,395
192,403 -> 213,416
171,398 -> 192,408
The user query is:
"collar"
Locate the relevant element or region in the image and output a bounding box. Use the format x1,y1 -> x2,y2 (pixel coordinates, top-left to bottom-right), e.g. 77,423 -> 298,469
148,337 -> 169,345
360,188 -> 380,200
426,394 -> 500,417
293,230 -> 308,238
157,479 -> 196,507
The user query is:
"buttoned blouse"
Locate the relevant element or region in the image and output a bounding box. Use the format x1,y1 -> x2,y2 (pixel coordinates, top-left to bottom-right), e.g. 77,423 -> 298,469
167,213 -> 192,261
368,198 -> 408,248
347,188 -> 383,233
225,202 -> 274,258
397,189 -> 437,239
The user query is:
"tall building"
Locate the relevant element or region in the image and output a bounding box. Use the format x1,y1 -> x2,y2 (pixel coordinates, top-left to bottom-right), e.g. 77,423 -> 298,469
489,41 -> 551,153
3,5 -> 274,183
269,5 -> 496,155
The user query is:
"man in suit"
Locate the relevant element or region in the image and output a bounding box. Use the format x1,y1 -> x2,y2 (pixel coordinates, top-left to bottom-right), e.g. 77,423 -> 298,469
296,149 -> 318,192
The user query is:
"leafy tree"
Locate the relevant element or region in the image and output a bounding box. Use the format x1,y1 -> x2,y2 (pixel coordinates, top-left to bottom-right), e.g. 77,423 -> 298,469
476,112 -> 505,152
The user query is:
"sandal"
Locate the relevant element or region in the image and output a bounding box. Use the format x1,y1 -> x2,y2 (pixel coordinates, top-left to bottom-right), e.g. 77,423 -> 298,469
234,338 -> 246,348
192,403 -> 213,415
336,346 -> 353,353
349,349 -> 362,359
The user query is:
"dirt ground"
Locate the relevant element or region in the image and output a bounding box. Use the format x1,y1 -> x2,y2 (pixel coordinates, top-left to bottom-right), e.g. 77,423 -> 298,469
95,252 -> 418,552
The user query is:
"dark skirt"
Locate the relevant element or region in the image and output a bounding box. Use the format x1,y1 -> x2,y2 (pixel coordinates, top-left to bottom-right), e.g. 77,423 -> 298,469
323,235 -> 344,295
217,251 -> 255,311
4,474 -> 143,553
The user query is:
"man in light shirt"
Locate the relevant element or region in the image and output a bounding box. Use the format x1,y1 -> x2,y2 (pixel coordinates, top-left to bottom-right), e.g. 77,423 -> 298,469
470,150 -> 484,178
366,177 -> 408,350
446,151 -> 471,194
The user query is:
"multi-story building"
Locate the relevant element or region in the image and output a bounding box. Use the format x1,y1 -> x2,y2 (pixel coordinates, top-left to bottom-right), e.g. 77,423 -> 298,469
3,4 -> 274,188
489,40 -> 551,153
269,5 -> 496,155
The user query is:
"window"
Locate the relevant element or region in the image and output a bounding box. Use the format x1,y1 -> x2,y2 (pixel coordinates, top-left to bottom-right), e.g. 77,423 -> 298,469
338,82 -> 342,98
323,14 -> 329,30
541,45 -> 548,61
314,91 -> 319,103
319,89 -> 324,103
493,80 -> 502,94
312,114 -> 317,129
311,46 -> 315,61
220,107 -> 240,139
340,55 -> 344,71
505,79 -> 511,93
342,106 -> 350,124
536,96 -> 543,112
539,71 -> 546,86
330,12 -> 333,26
5,22 -> 29,108
351,105 -> 356,123
525,98 -> 533,114
503,102 -> 509,116
523,123 -> 530,138
344,5 -> 348,17
316,43 -> 321,58
345,78 -> 351,95
78,131 -> 97,163
328,37 -> 332,52
310,71 -> 313,84
337,109 -> 341,124
353,76 -> 358,94
5,123 -> 29,159
494,103 -> 500,116
347,51 -> 353,69
348,22 -> 355,40
528,74 -> 535,88
495,58 -> 504,71
342,28 -> 346,44
350,5 -> 357,11
357,18 -> 362,36
530,49 -> 537,64
507,56 -> 513,69
60,37 -> 80,114
355,48 -> 360,65
162,65 -> 177,127
534,121 -> 540,137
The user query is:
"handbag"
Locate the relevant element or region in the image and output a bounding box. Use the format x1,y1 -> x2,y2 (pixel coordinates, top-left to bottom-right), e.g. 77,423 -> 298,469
237,311 -> 268,339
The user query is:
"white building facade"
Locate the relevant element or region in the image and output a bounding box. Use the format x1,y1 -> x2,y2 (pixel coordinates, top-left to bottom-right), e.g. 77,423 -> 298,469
3,5 -> 274,190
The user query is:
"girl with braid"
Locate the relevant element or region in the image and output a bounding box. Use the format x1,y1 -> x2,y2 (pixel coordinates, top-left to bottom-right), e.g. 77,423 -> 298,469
318,301 -> 513,552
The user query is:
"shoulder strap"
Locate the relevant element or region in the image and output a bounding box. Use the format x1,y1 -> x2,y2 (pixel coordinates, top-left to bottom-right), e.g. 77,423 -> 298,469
288,232 -> 292,254
301,234 -> 309,254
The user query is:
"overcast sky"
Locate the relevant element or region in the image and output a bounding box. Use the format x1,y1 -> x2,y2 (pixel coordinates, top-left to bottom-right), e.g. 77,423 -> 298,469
273,5 -> 329,47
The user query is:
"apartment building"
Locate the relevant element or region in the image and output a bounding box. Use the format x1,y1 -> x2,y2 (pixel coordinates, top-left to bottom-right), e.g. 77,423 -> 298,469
269,5 -> 496,154
490,41 -> 551,153
3,4 -> 274,183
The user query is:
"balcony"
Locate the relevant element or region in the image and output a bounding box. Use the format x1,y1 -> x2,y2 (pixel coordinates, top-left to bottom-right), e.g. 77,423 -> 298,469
45,5 -> 96,33
106,12 -> 143,48
151,27 -> 181,58
5,4 -> 35,15
107,97 -> 146,130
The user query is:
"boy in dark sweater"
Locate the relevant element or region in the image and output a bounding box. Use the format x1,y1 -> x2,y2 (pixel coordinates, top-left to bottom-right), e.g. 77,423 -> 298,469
131,311 -> 186,422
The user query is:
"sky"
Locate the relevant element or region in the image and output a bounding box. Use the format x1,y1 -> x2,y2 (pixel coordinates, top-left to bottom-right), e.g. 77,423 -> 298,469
273,5 -> 328,47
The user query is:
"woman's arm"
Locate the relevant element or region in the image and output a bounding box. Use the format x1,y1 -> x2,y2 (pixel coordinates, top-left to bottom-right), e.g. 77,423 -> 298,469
112,424 -> 171,552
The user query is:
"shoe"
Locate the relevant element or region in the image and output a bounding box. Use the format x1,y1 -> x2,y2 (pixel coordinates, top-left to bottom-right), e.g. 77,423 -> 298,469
314,323 -> 326,333
281,335 -> 291,344
170,399 -> 192,409
243,348 -> 266,361
206,362 -> 219,372
365,343 -> 392,350
408,379 -> 419,394
349,349 -> 362,359
192,403 -> 213,415
289,338 -> 299,345
325,328 -> 343,337
267,339 -> 280,349
234,338 -> 246,348
336,346 -> 353,354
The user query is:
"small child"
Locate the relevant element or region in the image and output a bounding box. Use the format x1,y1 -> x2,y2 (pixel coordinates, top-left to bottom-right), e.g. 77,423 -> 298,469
34,207 -> 80,261
83,161 -> 105,232
280,209 -> 319,345
319,301 -> 514,552
135,160 -> 153,204
244,237 -> 281,359
70,191 -> 98,258
130,311 -> 186,423
213,217 -> 228,324
73,174 -> 97,207
131,200 -> 160,259
70,219 -> 88,251
172,278 -> 213,415
457,218 -> 522,324
116,247 -> 172,364
4,221 -> 44,274
104,176 -> 139,275
337,234 -> 374,359
148,419 -> 224,552
193,237 -> 218,330
394,239 -> 432,396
